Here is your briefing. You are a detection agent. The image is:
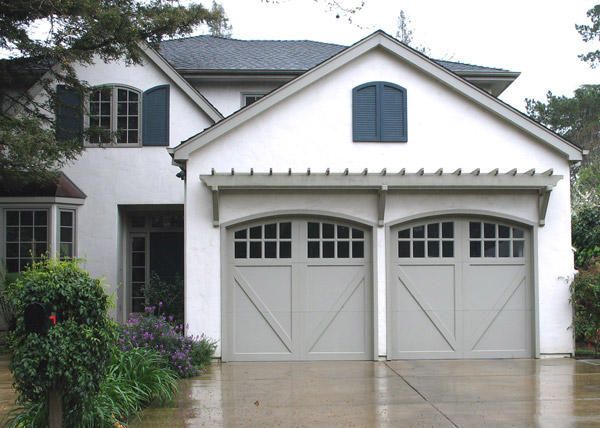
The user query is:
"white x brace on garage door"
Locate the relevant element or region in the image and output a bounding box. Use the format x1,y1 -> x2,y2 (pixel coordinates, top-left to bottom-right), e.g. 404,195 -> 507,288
389,217 -> 533,359
223,218 -> 373,361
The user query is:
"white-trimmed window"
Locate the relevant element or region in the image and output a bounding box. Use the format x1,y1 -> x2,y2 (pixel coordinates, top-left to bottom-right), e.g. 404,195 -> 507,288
242,93 -> 265,107
88,86 -> 141,145
5,209 -> 48,273
59,209 -> 75,259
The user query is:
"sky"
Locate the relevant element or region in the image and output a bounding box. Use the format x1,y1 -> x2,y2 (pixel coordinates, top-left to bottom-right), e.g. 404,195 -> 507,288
205,0 -> 600,111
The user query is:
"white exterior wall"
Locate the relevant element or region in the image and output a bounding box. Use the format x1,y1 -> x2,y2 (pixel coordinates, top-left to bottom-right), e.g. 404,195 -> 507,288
184,47 -> 575,357
192,80 -> 285,117
49,56 -> 213,316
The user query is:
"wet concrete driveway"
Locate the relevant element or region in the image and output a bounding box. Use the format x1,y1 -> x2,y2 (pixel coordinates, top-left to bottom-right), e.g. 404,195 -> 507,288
133,358 -> 600,427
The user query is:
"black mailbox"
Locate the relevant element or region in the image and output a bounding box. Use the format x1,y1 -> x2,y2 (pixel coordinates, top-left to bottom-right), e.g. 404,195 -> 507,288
24,302 -> 50,335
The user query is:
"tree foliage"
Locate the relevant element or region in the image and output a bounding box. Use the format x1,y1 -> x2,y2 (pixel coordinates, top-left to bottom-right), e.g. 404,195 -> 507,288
577,4 -> 600,67
394,9 -> 430,55
208,0 -> 232,38
526,85 -> 600,209
526,85 -> 600,159
0,0 -> 223,180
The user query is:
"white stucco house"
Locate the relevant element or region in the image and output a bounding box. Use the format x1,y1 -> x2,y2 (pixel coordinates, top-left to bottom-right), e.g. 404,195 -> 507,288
1,31 -> 582,360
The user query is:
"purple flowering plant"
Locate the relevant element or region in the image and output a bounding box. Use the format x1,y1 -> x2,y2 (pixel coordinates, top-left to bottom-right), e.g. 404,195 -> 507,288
119,302 -> 216,378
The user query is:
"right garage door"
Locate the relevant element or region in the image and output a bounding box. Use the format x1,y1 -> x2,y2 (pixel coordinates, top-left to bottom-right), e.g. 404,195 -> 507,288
389,218 -> 533,359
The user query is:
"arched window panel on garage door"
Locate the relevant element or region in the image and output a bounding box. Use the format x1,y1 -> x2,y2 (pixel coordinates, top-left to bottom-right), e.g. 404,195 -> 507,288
469,221 -> 525,258
397,221 -> 454,258
307,221 -> 365,259
234,221 -> 292,259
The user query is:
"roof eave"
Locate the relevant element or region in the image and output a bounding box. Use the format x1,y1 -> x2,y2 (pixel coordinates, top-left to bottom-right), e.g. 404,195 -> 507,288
138,42 -> 224,122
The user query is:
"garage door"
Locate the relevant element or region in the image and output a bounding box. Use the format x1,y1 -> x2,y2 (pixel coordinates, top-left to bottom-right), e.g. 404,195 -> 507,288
224,218 -> 373,361
389,218 -> 532,359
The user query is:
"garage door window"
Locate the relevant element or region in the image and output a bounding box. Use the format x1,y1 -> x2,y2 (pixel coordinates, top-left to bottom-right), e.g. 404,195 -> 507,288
234,222 -> 292,259
398,221 -> 454,258
469,222 -> 525,258
307,222 -> 364,259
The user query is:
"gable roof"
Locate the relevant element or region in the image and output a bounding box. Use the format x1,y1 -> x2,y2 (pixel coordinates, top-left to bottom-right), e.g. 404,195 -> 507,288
158,35 -> 515,77
170,30 -> 582,162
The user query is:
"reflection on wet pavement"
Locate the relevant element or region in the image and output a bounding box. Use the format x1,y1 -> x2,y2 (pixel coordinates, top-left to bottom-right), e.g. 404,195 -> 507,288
132,358 -> 600,427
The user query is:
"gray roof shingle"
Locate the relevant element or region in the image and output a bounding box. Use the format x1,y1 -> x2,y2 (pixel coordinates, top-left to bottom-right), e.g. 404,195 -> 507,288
158,35 -> 514,74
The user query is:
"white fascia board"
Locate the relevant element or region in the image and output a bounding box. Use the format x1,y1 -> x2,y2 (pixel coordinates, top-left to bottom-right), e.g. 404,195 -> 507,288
139,43 -> 223,123
0,196 -> 85,205
172,31 -> 582,161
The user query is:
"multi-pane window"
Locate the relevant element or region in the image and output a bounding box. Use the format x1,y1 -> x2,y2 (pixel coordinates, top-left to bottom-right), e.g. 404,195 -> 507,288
307,222 -> 365,259
234,222 -> 292,259
5,210 -> 48,273
89,88 -> 111,144
89,86 -> 140,145
131,236 -> 146,312
469,222 -> 525,258
398,222 -> 454,258
59,210 -> 75,259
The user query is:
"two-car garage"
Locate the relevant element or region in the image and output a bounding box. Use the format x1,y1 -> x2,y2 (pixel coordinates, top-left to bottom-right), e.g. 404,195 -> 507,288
222,215 -> 533,361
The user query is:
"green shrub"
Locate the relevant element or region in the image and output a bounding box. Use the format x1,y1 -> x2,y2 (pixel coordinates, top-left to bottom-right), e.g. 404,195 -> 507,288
0,270 -> 20,330
190,334 -> 217,369
145,273 -> 184,324
120,308 -> 216,377
570,270 -> 600,357
6,348 -> 177,427
572,204 -> 600,269
6,259 -> 117,413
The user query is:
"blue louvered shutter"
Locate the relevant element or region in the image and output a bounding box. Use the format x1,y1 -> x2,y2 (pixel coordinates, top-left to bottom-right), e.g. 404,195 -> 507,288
55,85 -> 83,142
353,83 -> 378,141
380,83 -> 407,142
142,85 -> 170,146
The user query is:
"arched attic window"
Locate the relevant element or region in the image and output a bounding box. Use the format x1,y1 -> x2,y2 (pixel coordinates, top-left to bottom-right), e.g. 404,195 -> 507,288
352,81 -> 407,142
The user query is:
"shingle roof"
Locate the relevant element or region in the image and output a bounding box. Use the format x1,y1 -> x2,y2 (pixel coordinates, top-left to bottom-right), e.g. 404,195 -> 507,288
0,172 -> 86,199
159,35 -> 514,74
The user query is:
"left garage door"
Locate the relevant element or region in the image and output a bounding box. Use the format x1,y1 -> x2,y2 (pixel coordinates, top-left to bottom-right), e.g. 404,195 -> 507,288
223,218 -> 373,361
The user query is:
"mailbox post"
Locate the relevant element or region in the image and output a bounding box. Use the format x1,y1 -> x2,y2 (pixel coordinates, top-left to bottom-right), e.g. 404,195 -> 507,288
24,302 -> 63,428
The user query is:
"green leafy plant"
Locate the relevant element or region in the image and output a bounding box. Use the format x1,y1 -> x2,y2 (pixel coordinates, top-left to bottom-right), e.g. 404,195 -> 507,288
145,273 -> 184,324
120,306 -> 216,377
0,269 -> 20,331
570,270 -> 600,357
6,348 -> 177,427
190,335 -> 218,370
572,204 -> 600,269
6,259 -> 117,417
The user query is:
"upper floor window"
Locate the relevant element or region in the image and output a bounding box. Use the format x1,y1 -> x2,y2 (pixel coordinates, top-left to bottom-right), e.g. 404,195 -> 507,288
56,84 -> 170,147
352,81 -> 407,142
88,86 -> 141,145
242,93 -> 265,107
